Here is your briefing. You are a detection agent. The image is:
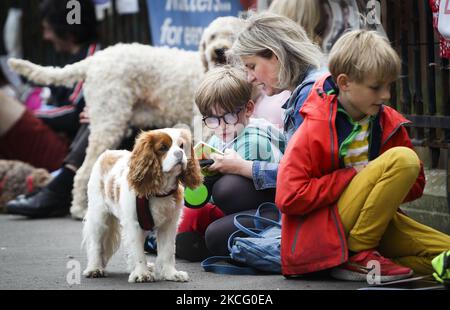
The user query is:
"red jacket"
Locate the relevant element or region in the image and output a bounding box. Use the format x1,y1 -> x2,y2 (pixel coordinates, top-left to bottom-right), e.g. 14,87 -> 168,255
275,74 -> 425,276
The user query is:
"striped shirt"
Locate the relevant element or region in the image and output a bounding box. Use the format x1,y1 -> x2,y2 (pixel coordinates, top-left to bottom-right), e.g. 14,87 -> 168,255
343,116 -> 370,168
208,118 -> 286,163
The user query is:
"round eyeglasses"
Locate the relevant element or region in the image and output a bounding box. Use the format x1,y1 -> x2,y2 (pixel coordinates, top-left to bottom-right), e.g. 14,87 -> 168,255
202,107 -> 244,129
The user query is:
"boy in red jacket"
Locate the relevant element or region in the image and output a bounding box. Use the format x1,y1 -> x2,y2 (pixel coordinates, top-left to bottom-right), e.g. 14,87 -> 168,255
276,30 -> 450,282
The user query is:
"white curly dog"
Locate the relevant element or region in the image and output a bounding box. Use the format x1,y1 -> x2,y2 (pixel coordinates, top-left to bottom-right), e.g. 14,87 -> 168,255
8,16 -> 244,220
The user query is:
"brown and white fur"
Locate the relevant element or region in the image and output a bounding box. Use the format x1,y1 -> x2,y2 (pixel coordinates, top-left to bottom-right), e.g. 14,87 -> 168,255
7,16 -> 243,220
82,128 -> 202,283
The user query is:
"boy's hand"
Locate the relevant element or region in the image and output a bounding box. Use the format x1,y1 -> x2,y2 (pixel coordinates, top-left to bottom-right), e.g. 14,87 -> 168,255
208,149 -> 250,176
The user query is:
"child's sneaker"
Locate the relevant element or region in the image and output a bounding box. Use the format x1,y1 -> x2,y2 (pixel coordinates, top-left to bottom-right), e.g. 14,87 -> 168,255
330,250 -> 413,282
432,251 -> 450,287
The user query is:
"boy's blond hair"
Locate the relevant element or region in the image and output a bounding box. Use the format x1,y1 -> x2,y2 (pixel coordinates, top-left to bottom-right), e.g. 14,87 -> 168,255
328,30 -> 401,84
195,65 -> 252,116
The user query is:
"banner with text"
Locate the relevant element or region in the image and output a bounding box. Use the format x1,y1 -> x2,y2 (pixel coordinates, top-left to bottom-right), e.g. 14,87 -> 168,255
146,0 -> 256,51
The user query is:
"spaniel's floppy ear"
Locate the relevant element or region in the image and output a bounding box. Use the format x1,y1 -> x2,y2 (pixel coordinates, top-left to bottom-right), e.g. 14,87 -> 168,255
127,131 -> 164,197
181,145 -> 203,189
179,129 -> 203,189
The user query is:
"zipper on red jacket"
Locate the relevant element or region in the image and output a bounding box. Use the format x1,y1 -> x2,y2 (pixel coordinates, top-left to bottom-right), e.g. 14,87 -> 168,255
329,95 -> 347,264
328,96 -> 336,169
381,121 -> 410,149
330,206 -> 347,264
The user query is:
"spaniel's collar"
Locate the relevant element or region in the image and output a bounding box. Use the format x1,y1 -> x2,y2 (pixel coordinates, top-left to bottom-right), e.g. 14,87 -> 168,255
154,186 -> 178,198
136,186 -> 178,230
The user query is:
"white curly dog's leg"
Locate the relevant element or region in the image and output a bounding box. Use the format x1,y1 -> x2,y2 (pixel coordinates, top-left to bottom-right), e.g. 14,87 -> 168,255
70,87 -> 135,219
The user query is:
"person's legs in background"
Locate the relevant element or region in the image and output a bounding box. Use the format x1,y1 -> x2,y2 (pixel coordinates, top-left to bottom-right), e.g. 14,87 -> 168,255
6,124 -> 89,217
0,91 -> 69,171
0,90 -> 24,136
6,125 -> 147,218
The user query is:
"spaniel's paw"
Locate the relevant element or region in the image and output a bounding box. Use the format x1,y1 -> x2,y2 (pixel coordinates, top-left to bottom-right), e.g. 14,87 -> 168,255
83,268 -> 106,278
146,262 -> 155,272
128,268 -> 155,283
163,270 -> 190,282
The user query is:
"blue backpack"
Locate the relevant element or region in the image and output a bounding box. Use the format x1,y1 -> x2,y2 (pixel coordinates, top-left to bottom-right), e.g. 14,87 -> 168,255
201,202 -> 282,275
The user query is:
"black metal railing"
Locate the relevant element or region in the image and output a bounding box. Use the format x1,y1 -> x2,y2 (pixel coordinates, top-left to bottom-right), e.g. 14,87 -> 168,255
383,0 -> 449,211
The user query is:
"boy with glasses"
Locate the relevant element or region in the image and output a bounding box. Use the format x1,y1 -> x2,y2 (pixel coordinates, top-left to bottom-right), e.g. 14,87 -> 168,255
171,65 -> 286,262
198,66 -> 285,163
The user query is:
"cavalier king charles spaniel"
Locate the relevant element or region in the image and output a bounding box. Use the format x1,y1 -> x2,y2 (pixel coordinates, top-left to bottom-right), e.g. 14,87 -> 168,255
82,128 -> 202,283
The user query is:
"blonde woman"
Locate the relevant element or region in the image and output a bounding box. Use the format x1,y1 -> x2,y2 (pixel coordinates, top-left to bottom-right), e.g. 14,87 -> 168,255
268,0 -> 327,47
252,0 -> 327,132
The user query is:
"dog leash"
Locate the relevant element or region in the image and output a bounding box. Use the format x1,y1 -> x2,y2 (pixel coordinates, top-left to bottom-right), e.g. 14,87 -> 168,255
136,196 -> 155,230
136,187 -> 178,231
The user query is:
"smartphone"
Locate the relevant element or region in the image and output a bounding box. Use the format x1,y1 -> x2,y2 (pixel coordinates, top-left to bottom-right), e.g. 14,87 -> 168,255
194,141 -> 224,160
199,159 -> 214,167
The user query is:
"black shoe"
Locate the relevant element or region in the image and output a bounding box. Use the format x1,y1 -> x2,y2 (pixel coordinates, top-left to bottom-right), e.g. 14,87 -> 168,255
175,231 -> 211,262
6,188 -> 71,218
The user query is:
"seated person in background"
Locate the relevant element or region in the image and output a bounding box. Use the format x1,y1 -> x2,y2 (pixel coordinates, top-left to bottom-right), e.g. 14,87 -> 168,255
250,86 -> 290,129
169,65 -> 286,261
6,115 -> 141,218
3,0 -> 100,218
0,0 -> 99,172
0,59 -> 20,99
268,0 -> 331,50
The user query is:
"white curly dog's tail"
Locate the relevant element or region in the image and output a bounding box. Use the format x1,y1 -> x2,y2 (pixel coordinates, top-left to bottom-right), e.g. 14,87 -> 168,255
8,57 -> 91,88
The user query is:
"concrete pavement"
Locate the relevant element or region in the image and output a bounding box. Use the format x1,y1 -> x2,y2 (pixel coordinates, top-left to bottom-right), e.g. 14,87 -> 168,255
0,214 -> 363,290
